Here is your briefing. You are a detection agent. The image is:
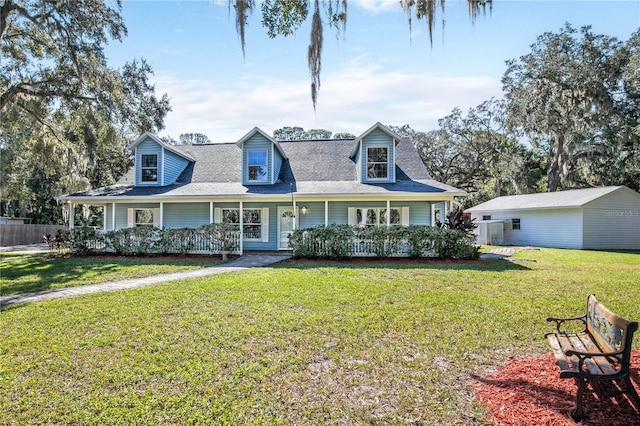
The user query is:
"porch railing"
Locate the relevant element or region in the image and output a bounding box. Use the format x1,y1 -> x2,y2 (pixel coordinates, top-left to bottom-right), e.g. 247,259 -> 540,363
305,238 -> 437,258
57,228 -> 242,256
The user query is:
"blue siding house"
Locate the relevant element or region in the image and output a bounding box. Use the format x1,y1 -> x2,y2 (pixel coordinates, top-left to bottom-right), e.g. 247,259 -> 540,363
58,123 -> 466,252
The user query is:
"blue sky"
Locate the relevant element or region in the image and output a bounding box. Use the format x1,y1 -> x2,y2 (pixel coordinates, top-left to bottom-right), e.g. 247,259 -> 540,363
105,1 -> 640,142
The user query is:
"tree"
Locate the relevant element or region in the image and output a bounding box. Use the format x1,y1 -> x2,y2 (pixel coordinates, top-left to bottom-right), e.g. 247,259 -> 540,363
273,126 -> 306,141
179,133 -> 212,145
303,128 -> 332,140
272,126 -> 333,140
333,132 -> 356,139
601,30 -> 640,192
0,0 -> 171,223
231,0 -> 492,108
502,24 -> 625,192
391,100 -> 543,207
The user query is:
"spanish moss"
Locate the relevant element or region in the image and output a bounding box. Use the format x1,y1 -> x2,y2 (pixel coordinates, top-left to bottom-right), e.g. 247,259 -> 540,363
308,0 -> 322,110
230,0 -> 254,57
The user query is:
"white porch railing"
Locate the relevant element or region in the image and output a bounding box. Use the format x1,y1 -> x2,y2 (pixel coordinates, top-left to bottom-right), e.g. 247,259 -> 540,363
302,239 -> 437,258
72,229 -> 242,255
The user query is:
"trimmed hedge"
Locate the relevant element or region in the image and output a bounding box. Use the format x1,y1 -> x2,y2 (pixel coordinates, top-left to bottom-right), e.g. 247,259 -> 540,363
54,223 -> 479,260
288,224 -> 479,260
54,223 -> 240,256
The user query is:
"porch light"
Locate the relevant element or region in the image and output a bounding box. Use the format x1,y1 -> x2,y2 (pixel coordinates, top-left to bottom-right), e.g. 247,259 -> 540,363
301,206 -> 308,215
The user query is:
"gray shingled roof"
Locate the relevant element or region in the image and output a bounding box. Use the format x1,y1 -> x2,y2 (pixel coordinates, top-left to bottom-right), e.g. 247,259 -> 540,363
62,137 -> 463,199
466,186 -> 633,212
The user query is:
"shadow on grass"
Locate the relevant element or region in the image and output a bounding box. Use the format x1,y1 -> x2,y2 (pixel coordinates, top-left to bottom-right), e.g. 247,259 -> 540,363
0,253 -> 212,295
275,257 -> 531,272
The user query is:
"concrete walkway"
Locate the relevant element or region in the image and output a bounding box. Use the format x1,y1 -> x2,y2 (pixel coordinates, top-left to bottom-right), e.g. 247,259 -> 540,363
479,247 -> 517,260
0,253 -> 291,308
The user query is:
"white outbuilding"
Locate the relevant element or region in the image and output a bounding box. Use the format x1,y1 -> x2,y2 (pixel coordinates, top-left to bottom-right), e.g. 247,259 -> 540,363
465,186 -> 640,249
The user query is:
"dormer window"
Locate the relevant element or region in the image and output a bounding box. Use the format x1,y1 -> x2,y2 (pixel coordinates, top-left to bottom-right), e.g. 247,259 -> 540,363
367,147 -> 388,179
248,150 -> 268,182
141,154 -> 158,182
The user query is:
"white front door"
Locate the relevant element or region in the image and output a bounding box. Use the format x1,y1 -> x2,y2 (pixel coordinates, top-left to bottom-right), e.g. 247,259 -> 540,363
278,206 -> 296,250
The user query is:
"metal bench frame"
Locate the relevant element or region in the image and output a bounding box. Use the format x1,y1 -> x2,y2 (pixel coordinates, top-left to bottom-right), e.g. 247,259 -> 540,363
545,294 -> 640,421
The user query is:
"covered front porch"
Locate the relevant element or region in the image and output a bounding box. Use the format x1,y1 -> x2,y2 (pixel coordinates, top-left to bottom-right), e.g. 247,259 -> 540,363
59,195 -> 459,255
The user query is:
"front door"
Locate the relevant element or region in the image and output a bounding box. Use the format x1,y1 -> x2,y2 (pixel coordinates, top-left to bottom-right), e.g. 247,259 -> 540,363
278,206 -> 296,250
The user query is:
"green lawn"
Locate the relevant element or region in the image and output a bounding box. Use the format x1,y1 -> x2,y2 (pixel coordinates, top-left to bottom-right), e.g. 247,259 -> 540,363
1,248 -> 639,425
0,253 -> 217,295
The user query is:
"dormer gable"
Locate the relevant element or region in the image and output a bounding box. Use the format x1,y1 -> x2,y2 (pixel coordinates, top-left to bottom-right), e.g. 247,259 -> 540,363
128,132 -> 195,187
236,127 -> 288,185
350,122 -> 400,184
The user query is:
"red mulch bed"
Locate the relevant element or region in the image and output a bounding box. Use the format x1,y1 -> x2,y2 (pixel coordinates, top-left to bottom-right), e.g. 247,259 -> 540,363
470,351 -> 640,425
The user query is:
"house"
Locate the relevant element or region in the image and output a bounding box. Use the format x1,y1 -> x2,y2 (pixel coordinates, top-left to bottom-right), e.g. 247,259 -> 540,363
465,186 -> 640,249
56,123 -> 466,253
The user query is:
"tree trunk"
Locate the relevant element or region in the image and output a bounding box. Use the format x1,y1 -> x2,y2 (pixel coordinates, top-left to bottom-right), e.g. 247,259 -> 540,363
548,132 -> 564,192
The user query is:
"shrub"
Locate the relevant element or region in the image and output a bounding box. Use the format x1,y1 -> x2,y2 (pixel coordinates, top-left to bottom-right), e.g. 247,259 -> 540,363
445,206 -> 476,233
431,228 -> 480,260
164,228 -> 196,255
200,223 -> 240,253
355,225 -> 406,258
70,224 -> 241,257
290,224 -> 479,260
289,225 -> 354,259
404,225 -> 438,258
52,227 -> 104,255
105,227 -> 165,256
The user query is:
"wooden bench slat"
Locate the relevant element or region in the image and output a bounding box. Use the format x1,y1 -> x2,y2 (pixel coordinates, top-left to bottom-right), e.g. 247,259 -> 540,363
546,334 -> 573,372
575,334 -> 619,376
555,334 -> 582,372
568,334 -> 610,375
545,294 -> 639,422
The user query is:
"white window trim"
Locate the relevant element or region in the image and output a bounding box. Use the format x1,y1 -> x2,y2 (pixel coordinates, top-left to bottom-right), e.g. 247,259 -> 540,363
431,205 -> 444,227
348,206 -> 407,227
214,207 -> 269,242
140,153 -> 159,184
365,146 -> 389,181
247,149 -> 269,183
127,208 -> 160,228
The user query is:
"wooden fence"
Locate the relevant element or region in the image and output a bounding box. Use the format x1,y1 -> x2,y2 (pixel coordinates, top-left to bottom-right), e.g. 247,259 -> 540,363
0,224 -> 65,246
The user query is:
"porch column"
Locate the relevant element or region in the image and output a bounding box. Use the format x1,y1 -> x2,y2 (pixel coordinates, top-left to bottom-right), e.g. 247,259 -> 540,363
292,200 -> 297,230
239,201 -> 244,254
111,202 -> 116,230
159,202 -> 164,229
69,203 -> 75,229
324,201 -> 329,226
209,202 -> 214,224
386,200 -> 391,227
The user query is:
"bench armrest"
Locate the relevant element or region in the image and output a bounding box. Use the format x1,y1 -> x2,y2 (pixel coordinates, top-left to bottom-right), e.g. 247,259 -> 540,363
546,314 -> 587,333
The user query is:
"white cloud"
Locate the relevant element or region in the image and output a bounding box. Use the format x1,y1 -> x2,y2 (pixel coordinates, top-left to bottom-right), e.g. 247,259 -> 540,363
154,64 -> 502,142
352,0 -> 402,14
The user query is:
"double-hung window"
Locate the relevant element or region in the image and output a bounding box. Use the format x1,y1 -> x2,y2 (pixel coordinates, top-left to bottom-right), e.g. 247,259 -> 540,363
242,209 -> 262,239
221,208 -> 265,240
248,150 -> 268,182
512,218 -> 521,230
366,147 -> 388,179
141,154 -> 158,183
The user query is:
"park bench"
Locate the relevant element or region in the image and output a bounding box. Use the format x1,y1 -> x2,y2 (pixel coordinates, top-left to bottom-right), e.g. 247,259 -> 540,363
545,294 -> 640,421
